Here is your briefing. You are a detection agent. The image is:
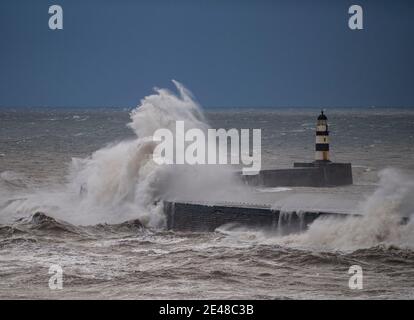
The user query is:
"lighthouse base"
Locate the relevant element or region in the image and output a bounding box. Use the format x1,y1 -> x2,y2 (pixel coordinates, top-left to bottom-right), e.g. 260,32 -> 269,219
241,162 -> 353,187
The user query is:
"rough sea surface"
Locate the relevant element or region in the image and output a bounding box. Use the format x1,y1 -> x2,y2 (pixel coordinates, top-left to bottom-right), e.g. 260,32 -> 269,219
1,92 -> 414,299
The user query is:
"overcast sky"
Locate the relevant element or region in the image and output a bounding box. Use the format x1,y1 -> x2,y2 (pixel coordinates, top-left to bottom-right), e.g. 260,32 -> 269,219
0,0 -> 413,107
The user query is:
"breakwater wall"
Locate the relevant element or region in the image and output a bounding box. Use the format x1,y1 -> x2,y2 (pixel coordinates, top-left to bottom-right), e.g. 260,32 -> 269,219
164,201 -> 353,233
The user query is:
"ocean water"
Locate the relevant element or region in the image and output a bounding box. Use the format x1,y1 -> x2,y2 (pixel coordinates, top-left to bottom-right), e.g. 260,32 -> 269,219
1,84 -> 414,299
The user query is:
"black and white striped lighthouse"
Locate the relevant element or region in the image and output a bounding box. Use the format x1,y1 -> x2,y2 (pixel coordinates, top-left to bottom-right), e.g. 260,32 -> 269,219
315,110 -> 330,162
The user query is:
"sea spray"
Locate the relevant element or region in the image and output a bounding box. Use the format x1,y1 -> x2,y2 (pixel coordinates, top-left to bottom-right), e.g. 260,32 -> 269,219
128,80 -> 208,138
277,168 -> 414,250
216,168 -> 414,251
0,81 -> 250,226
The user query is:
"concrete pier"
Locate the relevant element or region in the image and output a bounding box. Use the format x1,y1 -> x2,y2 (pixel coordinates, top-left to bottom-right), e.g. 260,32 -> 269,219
164,201 -> 355,233
163,111 -> 356,233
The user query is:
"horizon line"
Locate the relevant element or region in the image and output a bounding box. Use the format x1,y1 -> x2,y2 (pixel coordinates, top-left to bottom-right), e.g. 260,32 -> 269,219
1,105 -> 414,109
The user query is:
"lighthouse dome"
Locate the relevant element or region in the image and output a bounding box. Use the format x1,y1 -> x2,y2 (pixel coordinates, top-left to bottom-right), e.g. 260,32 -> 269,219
317,111 -> 327,120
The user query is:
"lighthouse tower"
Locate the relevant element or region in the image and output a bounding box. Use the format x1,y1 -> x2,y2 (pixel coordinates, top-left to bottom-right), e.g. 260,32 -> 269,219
315,110 -> 330,162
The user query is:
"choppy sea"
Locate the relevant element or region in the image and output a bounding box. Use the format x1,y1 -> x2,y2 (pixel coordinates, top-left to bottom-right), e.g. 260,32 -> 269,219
1,98 -> 414,299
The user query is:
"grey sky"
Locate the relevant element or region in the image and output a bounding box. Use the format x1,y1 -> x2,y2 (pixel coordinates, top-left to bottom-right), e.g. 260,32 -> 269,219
0,0 -> 413,107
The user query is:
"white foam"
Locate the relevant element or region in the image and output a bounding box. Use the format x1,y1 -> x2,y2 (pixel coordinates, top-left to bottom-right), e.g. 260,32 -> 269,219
0,81 -> 248,227
273,168 -> 414,250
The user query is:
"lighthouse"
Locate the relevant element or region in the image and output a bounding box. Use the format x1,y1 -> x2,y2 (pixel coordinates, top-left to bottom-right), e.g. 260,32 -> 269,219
242,109 -> 352,187
315,110 -> 330,162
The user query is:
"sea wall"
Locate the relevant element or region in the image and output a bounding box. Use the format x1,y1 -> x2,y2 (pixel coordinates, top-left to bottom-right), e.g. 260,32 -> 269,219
164,201 -> 350,233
